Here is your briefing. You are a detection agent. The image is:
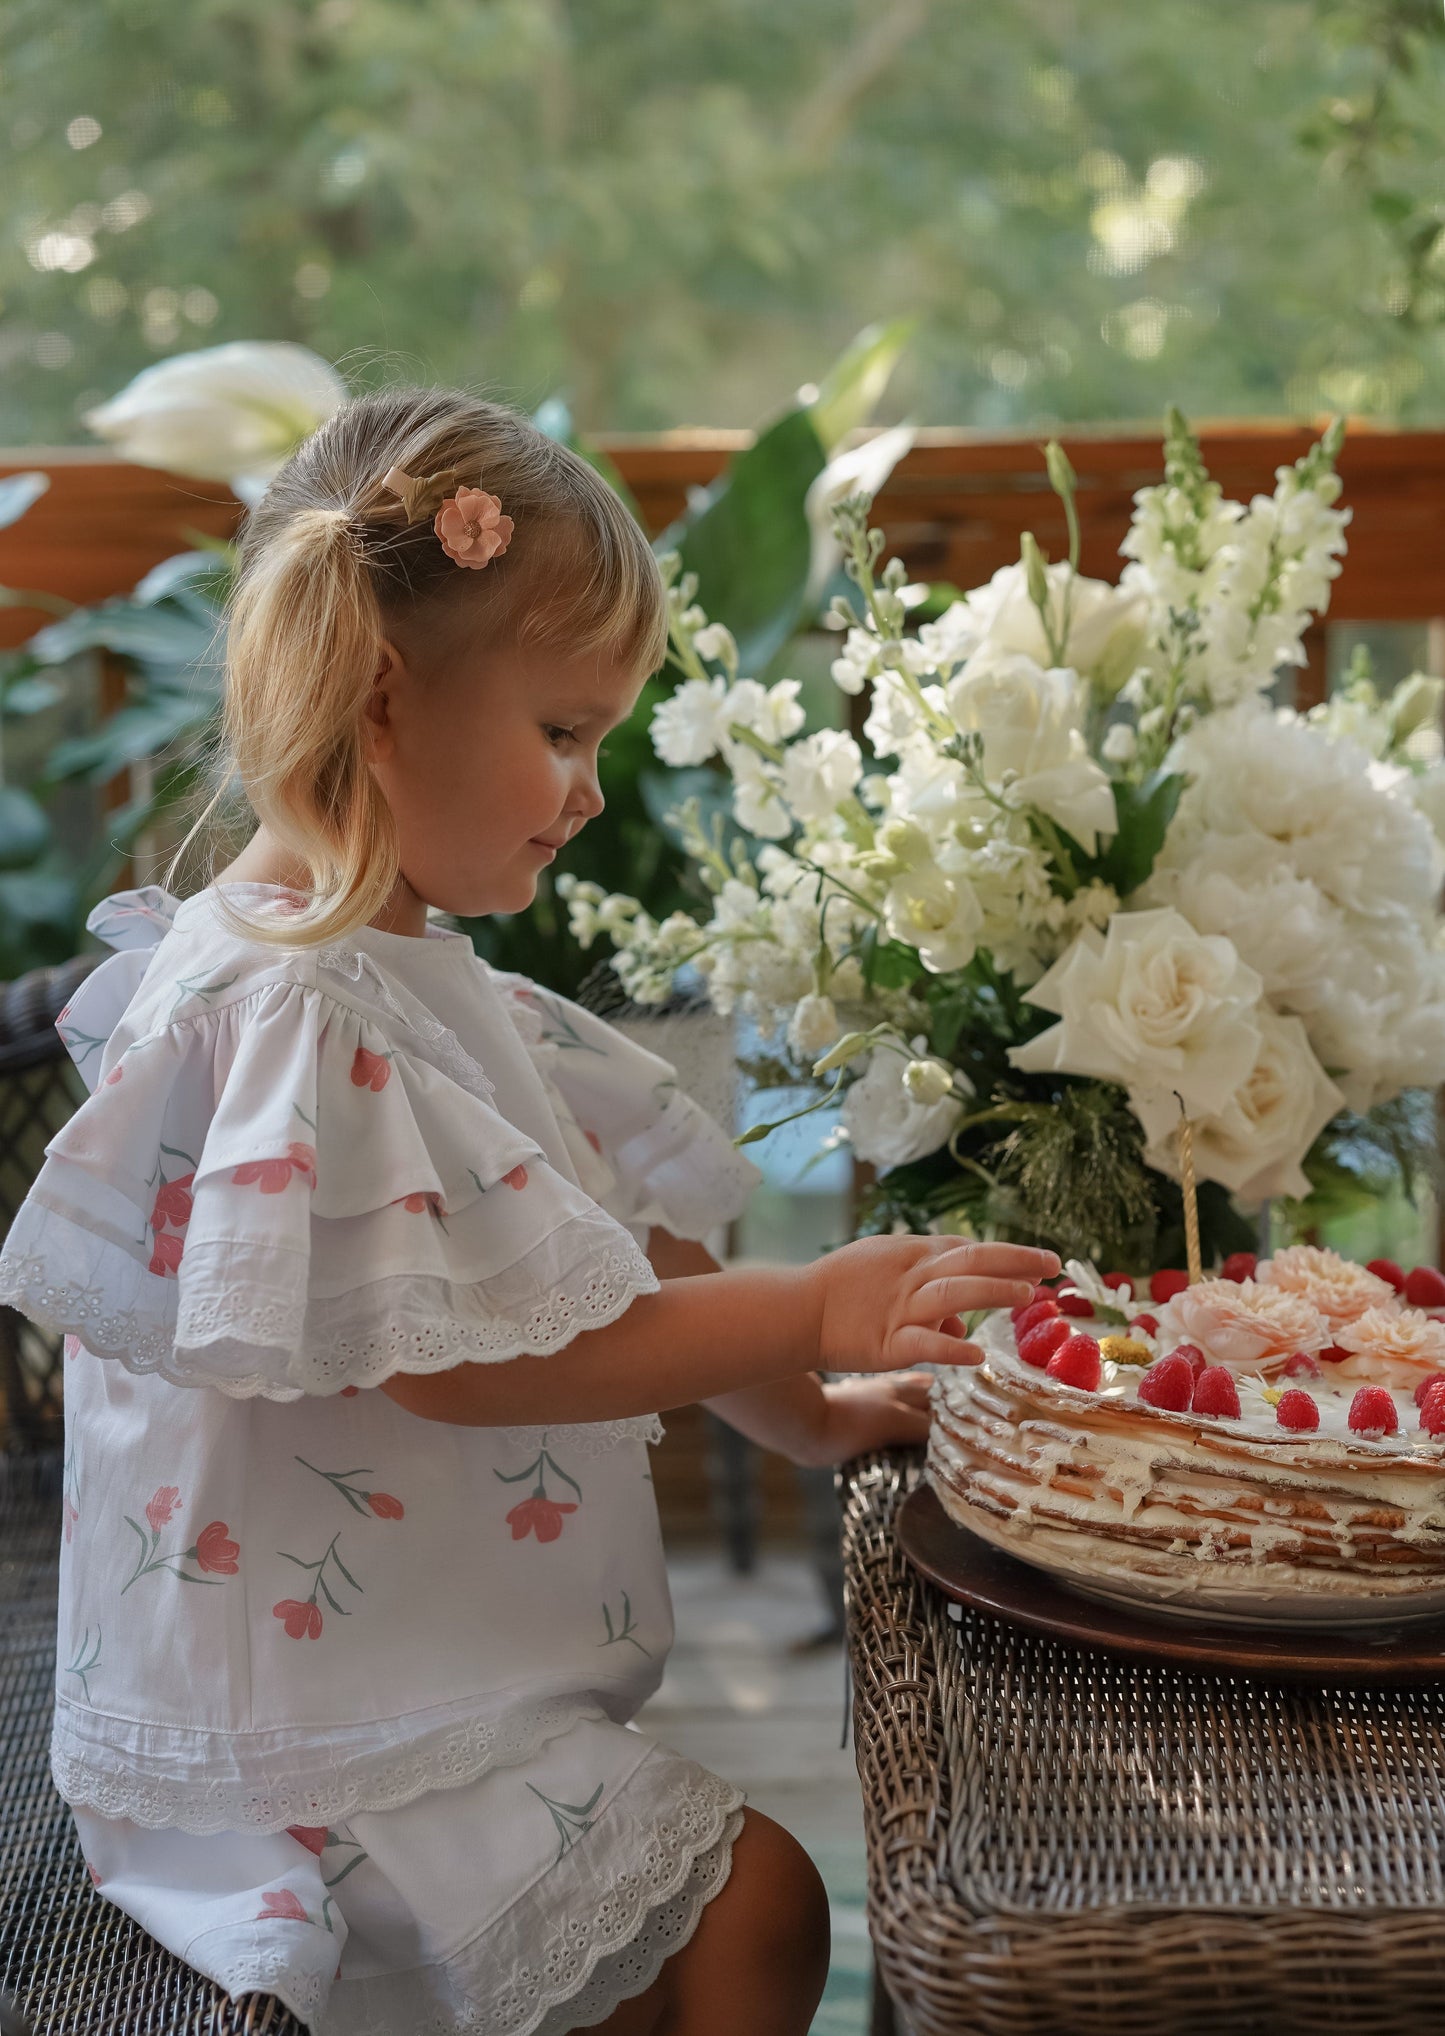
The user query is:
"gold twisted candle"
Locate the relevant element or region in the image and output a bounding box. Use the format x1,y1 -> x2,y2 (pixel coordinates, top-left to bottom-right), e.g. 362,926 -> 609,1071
1174,1091 -> 1203,1285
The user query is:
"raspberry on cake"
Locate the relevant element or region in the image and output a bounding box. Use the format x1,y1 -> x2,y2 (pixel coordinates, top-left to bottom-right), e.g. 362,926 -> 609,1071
926,1245 -> 1445,1627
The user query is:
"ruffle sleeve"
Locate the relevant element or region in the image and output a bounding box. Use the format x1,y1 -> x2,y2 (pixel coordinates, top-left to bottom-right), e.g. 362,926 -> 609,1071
488,969 -> 762,1244
0,919 -> 661,1399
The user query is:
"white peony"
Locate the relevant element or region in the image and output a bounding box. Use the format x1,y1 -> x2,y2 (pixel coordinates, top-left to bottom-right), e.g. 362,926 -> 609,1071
1008,906 -> 1264,1119
842,1037 -> 969,1169
944,649 -> 1117,852
1133,1008 -> 1344,1202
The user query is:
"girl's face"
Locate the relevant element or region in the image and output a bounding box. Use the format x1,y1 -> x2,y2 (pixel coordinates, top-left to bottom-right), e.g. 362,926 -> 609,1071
365,632 -> 647,921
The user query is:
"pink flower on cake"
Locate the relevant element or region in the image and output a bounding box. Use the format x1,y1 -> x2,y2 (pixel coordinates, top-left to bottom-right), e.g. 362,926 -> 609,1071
434,487 -> 513,568
1331,1306 -> 1445,1389
1156,1278 -> 1328,1376
1258,1245 -> 1396,1333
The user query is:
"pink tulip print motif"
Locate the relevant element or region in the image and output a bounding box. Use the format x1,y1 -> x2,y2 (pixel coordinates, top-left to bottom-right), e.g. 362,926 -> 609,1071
254,1884 -> 346,1935
495,1446 -> 582,1543
61,1442 -> 79,1544
121,1486 -> 240,1593
231,1142 -> 317,1194
272,1531 -> 363,1640
286,1822 -> 370,1890
295,1455 -> 405,1521
146,1142 -> 197,1278
351,1045 -> 394,1092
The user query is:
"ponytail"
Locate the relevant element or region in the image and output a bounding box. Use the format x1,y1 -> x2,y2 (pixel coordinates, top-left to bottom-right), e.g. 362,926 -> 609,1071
172,507 -> 400,949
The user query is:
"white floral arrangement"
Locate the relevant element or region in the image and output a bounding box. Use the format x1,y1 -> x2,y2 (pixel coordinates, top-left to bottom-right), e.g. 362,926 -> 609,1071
563,412 -> 1445,1267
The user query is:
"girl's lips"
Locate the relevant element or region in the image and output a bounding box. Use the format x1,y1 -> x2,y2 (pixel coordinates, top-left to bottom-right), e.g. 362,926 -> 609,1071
529,839 -> 559,859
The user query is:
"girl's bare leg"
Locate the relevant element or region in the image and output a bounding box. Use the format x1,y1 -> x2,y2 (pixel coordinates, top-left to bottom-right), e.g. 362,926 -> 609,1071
592,1808 -> 830,2036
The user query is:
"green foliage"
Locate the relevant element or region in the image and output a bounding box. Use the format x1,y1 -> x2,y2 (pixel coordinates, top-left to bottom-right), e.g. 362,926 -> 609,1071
1089,770 -> 1187,898
3,3 -> 1443,443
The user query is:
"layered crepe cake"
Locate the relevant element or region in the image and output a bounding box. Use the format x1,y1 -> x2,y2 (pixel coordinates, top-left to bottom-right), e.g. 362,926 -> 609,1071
927,1246 -> 1445,1626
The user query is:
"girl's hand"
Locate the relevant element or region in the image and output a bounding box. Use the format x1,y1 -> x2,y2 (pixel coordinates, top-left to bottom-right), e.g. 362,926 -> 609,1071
810,1372 -> 934,1465
805,1235 -> 1059,1374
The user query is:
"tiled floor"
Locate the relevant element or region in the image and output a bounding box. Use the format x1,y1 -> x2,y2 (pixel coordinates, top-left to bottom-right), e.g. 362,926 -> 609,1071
639,1549 -> 872,2036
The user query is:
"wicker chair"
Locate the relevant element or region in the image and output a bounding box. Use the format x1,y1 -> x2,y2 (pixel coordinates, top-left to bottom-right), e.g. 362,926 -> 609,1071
0,958 -> 303,2036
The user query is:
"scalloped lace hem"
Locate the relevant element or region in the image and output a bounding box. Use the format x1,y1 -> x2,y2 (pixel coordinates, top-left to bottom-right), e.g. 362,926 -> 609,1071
336,1773 -> 746,2036
52,1695 -> 607,1837
0,1196 -> 661,1399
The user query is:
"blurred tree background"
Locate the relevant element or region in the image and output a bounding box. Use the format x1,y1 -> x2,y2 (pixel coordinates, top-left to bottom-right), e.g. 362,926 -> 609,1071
2,0 -> 1442,443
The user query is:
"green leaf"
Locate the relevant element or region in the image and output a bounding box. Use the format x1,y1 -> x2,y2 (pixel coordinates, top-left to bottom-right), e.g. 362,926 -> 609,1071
0,785 -> 51,870
806,320 -> 913,456
46,694 -> 215,783
660,407 -> 826,679
1092,769 -> 1186,898
2,675 -> 64,716
27,598 -> 221,671
0,869 -> 81,976
0,473 -> 49,530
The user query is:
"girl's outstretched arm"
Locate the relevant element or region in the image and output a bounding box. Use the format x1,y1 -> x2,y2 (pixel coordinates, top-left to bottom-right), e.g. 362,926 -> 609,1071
378,1228 -> 1057,1431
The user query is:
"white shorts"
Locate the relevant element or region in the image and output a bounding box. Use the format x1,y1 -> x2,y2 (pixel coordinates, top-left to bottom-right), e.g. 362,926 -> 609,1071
70,1711 -> 744,2035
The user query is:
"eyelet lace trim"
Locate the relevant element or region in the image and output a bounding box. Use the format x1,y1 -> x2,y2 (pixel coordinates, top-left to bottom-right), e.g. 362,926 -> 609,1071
339,1772 -> 745,2036
188,1937 -> 333,2022
0,1198 -> 661,1399
319,944 -> 497,1103
53,1695 -> 604,1837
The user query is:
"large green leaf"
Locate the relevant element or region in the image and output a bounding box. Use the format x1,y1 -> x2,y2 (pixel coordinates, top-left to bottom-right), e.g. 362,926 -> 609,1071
0,869 -> 81,977
1091,770 -> 1186,898
46,692 -> 215,783
660,406 -> 826,679
806,320 -> 914,456
0,785 -> 51,870
28,597 -> 221,674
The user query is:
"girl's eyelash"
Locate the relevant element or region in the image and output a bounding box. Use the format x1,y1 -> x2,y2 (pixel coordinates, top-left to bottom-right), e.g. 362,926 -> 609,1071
544,727 -> 611,759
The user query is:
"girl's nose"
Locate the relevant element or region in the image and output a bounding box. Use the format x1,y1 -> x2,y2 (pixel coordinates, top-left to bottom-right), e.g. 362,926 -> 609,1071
575,768 -> 605,821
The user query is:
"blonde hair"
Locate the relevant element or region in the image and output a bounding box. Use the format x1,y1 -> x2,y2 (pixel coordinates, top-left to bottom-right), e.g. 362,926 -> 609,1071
170,386 -> 668,948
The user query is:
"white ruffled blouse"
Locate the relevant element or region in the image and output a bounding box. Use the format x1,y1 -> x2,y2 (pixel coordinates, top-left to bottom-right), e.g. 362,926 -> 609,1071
0,883 -> 760,1840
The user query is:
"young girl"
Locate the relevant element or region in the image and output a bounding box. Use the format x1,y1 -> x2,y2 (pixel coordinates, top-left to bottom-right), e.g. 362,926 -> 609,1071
0,388 -> 1056,2036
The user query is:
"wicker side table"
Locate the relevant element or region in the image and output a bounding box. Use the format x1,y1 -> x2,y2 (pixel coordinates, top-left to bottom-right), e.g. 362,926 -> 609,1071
840,1449 -> 1445,2036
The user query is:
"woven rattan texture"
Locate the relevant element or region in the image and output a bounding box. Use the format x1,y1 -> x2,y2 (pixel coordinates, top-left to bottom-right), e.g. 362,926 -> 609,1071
841,1450 -> 1445,2036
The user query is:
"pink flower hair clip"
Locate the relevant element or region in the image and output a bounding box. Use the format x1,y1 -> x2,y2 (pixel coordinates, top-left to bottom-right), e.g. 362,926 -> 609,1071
380,463 -> 515,569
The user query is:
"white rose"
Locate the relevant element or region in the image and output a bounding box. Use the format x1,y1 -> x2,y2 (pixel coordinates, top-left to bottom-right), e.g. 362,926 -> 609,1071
82,340 -> 350,505
884,864 -> 984,973
1008,906 -> 1264,1118
944,649 -> 1117,852
779,729 -> 863,822
842,1039 -> 968,1169
941,561 -> 1148,692
1133,1008 -> 1344,1202
651,675 -> 731,765
787,993 -> 841,1060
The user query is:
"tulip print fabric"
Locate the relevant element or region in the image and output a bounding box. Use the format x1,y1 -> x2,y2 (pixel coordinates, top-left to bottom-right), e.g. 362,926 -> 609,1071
0,883 -> 760,2034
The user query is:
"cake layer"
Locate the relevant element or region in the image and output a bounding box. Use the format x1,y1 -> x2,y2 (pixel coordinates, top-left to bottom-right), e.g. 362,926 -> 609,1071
928,1317 -> 1445,1618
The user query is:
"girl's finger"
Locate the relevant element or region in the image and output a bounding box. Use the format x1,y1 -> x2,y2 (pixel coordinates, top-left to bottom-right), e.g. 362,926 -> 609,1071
908,1275 -> 1033,1321
917,1241 -> 1060,1282
893,1324 -> 984,1369
890,1372 -> 934,1409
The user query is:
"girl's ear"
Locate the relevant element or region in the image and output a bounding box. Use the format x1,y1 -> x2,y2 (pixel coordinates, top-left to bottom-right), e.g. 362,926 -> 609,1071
363,640 -> 403,760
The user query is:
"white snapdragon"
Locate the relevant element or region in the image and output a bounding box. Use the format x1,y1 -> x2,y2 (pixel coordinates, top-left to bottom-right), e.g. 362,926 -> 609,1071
938,560 -> 1148,693
780,729 -> 863,823
831,625 -> 881,695
788,993 -> 842,1060
722,677 -> 806,748
650,676 -> 732,766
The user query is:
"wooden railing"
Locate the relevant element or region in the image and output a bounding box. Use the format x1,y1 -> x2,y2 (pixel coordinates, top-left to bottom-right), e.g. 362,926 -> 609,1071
3,424 -> 1443,703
